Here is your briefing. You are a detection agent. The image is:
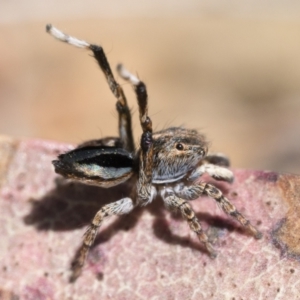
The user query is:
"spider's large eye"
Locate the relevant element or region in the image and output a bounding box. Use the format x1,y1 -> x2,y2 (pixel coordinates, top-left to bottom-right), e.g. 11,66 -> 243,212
176,143 -> 184,150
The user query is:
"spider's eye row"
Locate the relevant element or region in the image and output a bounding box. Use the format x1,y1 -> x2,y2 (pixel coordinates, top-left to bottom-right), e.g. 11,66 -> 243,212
176,143 -> 184,151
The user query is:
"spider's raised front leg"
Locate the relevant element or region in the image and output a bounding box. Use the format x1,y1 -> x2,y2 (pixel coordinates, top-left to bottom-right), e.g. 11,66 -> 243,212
162,191 -> 217,257
71,197 -> 135,281
46,24 -> 134,152
175,183 -> 262,239
117,65 -> 155,205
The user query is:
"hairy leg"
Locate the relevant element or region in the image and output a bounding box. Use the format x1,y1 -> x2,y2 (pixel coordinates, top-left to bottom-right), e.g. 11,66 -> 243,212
46,24 -> 134,152
71,197 -> 135,281
117,65 -> 154,204
162,192 -> 217,257
174,183 -> 262,239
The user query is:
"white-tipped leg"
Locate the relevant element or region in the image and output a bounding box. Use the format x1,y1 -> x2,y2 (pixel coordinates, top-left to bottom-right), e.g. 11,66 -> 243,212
117,64 -> 140,86
46,24 -> 135,152
116,64 -> 153,207
46,24 -> 90,48
188,164 -> 234,183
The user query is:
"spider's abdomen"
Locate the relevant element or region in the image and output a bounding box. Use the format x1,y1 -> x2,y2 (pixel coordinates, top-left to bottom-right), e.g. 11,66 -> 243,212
53,146 -> 134,188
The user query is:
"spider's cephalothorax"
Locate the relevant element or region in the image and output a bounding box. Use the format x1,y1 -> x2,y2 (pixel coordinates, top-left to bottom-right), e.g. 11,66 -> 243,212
47,24 -> 262,281
152,127 -> 208,184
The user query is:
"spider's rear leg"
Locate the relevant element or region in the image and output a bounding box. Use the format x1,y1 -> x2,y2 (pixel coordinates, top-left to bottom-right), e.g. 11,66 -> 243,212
175,183 -> 262,239
71,197 -> 135,281
163,193 -> 217,258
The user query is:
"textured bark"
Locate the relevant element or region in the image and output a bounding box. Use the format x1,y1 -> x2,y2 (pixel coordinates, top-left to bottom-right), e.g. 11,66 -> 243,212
0,135 -> 299,300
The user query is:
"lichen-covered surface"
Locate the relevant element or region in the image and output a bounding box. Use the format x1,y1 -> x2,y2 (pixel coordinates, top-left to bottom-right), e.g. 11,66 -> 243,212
0,135 -> 300,300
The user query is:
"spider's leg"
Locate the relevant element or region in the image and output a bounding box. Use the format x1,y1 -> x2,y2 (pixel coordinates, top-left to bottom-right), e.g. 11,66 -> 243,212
204,153 -> 231,167
162,192 -> 217,258
175,183 -> 262,239
46,24 -> 134,152
70,197 -> 135,281
116,65 -> 151,134
117,65 -> 154,204
203,183 -> 262,238
188,164 -> 234,183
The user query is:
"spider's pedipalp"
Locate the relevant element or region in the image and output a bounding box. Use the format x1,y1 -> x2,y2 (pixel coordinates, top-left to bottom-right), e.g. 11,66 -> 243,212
188,163 -> 234,183
71,197 -> 135,281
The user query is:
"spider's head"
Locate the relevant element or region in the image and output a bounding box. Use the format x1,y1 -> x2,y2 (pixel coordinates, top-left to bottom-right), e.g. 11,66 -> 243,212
152,127 -> 208,183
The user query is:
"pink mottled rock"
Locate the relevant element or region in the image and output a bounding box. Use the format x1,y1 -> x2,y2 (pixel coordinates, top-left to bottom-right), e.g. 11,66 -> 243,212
0,135 -> 299,300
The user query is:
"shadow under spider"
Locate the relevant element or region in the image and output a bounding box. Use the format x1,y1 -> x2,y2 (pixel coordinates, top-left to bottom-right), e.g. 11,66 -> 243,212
23,177 -> 140,232
146,180 -> 253,255
151,209 -> 240,254
24,175 -> 245,278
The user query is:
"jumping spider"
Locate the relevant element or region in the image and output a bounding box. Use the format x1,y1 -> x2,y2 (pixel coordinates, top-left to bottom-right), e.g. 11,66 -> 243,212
46,24 -> 262,280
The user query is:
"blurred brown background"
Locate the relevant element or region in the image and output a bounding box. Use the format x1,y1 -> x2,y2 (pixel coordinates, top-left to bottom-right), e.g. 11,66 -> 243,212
1,1 -> 300,174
